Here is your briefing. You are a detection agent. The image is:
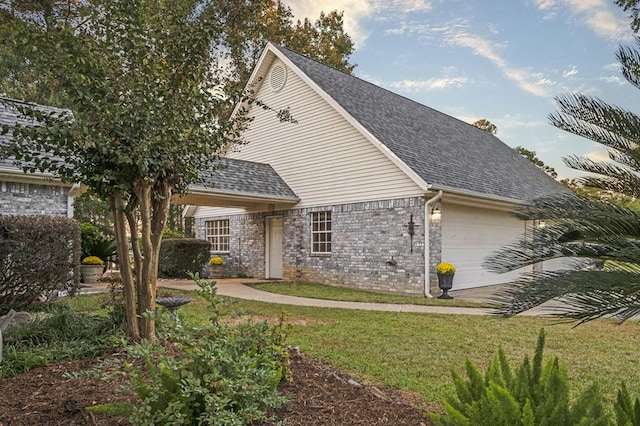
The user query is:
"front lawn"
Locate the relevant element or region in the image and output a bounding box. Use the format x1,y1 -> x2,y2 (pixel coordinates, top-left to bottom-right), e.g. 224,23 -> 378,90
247,281 -> 485,308
152,291 -> 640,413
56,291 -> 640,414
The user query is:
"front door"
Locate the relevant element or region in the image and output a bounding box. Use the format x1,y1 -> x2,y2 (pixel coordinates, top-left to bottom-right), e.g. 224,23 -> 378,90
265,216 -> 283,279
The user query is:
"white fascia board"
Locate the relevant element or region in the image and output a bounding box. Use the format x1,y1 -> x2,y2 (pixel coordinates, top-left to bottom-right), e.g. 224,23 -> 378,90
228,45 -> 277,120
431,184 -> 525,210
0,167 -> 66,185
267,44 -> 431,193
186,187 -> 299,204
182,205 -> 198,218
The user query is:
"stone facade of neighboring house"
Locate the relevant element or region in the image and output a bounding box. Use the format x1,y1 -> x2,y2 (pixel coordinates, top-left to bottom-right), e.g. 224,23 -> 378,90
0,98 -> 79,217
185,43 -> 571,295
0,181 -> 70,216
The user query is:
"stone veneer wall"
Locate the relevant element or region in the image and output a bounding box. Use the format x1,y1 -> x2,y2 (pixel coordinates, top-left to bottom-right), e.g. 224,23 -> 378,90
0,181 -> 69,216
196,196 -> 444,295
427,200 -> 443,296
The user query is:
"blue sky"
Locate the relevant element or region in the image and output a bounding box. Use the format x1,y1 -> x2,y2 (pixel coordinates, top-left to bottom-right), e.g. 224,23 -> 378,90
286,0 -> 640,179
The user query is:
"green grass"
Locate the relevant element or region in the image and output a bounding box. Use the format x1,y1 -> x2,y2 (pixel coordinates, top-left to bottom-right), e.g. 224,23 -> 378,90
54,292 -> 640,414
247,282 -> 485,308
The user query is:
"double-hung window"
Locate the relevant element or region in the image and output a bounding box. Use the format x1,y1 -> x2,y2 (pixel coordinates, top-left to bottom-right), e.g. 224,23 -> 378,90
311,211 -> 332,254
206,219 -> 230,253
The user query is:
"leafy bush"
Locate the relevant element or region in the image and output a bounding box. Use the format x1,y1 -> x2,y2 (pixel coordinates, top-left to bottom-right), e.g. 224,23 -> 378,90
615,382 -> 640,426
123,322 -> 288,425
0,303 -> 124,378
158,238 -> 210,278
162,227 -> 187,239
80,222 -> 116,267
0,215 -> 80,314
431,329 -> 609,425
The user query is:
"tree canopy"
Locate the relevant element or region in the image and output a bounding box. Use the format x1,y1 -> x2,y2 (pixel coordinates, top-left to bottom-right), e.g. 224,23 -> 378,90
0,0 -> 355,107
472,118 -> 498,134
0,0 -> 322,340
514,146 -> 558,179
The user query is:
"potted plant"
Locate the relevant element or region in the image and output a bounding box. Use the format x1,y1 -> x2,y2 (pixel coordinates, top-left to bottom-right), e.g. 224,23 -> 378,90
81,256 -> 105,283
208,256 -> 224,278
436,261 -> 456,299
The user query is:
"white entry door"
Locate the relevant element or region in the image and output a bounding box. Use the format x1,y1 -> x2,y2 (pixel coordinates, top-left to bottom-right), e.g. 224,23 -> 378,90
265,216 -> 284,279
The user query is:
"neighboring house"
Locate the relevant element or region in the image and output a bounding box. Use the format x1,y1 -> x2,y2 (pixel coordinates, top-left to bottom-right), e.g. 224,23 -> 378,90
0,98 -> 81,217
187,42 -> 570,295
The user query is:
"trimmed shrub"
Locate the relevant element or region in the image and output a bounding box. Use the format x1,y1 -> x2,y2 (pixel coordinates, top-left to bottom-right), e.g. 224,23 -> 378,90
431,329 -> 609,426
162,228 -> 187,239
158,238 -> 210,278
0,215 -> 80,314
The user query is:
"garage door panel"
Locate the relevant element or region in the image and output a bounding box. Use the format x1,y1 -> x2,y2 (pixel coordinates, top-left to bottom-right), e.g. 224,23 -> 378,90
441,203 -> 528,289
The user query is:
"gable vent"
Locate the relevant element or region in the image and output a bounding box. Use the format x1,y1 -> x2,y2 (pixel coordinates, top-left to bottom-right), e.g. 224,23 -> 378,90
269,63 -> 287,93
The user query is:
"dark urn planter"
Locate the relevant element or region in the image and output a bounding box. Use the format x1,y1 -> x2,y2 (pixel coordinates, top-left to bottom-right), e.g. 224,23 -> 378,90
437,273 -> 454,299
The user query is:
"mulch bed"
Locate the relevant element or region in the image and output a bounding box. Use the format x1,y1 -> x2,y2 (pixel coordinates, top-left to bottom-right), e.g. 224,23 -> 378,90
0,349 -> 431,425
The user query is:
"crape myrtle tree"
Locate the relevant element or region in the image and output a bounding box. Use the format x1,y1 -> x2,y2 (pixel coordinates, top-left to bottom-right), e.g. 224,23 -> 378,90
485,25 -> 640,323
0,0 -> 301,340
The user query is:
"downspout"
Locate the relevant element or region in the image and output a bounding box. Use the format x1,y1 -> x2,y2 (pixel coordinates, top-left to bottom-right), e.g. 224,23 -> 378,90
424,190 -> 443,298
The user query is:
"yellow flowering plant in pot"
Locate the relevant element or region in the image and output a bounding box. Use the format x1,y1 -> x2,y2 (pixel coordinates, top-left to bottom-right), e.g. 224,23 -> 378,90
208,256 -> 224,278
435,261 -> 455,299
80,256 -> 105,284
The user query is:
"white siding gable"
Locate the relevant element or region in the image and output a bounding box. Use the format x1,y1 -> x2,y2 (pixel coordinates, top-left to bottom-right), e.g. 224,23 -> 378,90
226,59 -> 424,209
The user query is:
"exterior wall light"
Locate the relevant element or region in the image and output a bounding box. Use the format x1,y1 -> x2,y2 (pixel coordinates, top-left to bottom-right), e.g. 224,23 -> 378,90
431,206 -> 441,220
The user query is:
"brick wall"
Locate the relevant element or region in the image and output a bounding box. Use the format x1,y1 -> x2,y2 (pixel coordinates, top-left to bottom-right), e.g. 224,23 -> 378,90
197,196 -> 443,295
0,181 -> 69,216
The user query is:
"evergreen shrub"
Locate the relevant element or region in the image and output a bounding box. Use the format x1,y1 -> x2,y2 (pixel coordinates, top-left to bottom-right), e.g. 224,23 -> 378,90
0,215 -> 80,314
158,238 -> 210,278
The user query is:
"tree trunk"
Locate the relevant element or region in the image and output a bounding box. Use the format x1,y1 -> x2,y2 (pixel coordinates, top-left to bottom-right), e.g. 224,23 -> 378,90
108,194 -> 140,341
134,179 -> 172,340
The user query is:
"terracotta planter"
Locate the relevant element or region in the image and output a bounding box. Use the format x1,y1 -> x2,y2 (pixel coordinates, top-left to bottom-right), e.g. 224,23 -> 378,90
81,264 -> 104,283
437,273 -> 454,299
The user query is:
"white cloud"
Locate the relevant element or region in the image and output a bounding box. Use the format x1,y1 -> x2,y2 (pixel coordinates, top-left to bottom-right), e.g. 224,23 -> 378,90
532,0 -> 628,39
584,147 -> 613,162
533,0 -> 556,9
600,75 -> 625,85
443,27 -> 555,97
377,0 -> 432,13
562,65 -> 578,78
285,0 -> 374,46
390,76 -> 468,91
286,0 -> 433,47
603,62 -> 620,71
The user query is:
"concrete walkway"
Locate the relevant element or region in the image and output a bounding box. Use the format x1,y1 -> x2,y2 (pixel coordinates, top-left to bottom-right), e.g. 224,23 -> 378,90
152,278 -> 509,316
79,278 -> 553,316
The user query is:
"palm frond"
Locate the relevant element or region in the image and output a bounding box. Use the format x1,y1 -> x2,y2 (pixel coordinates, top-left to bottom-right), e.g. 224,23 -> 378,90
490,270 -> 640,324
549,93 -> 640,154
617,39 -> 640,90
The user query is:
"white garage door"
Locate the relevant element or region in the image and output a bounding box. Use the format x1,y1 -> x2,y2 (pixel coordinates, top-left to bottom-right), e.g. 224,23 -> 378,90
441,203 -> 530,289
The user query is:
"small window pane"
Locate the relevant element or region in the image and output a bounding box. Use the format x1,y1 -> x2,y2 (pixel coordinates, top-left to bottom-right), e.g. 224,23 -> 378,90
311,211 -> 332,254
205,219 -> 230,253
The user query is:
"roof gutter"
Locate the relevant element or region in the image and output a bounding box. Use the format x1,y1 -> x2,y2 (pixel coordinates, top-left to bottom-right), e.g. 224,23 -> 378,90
424,190 -> 443,298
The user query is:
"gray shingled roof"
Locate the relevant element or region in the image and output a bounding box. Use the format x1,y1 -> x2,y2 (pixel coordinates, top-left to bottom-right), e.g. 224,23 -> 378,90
191,158 -> 298,201
0,98 -> 66,173
275,45 -> 569,202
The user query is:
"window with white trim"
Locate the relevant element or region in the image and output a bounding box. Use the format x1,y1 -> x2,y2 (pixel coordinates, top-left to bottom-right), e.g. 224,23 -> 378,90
311,211 -> 332,254
205,219 -> 230,253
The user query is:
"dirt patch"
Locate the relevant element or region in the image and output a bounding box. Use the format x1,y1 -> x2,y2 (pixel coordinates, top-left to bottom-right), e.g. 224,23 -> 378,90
0,350 -> 431,425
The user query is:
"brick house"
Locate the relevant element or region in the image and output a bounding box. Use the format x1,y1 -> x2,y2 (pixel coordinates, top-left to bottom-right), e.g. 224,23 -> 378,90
0,98 -> 81,217
185,43 -> 570,295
